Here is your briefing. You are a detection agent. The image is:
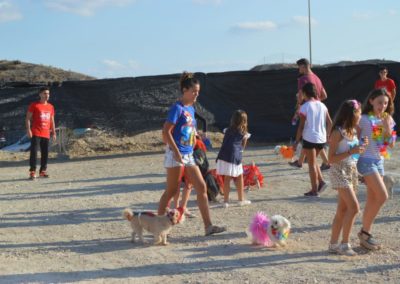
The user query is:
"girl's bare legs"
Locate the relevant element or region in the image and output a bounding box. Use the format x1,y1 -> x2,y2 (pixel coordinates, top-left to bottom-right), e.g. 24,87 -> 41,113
298,148 -> 328,167
180,184 -> 197,217
234,174 -> 245,201
179,183 -> 192,210
362,173 -> 388,233
315,149 -> 324,184
338,187 -> 360,243
320,149 -> 329,165
304,148 -> 319,192
298,149 -> 306,165
185,165 -> 212,228
223,176 -> 232,203
330,193 -> 346,244
173,184 -> 181,209
158,167 -> 183,215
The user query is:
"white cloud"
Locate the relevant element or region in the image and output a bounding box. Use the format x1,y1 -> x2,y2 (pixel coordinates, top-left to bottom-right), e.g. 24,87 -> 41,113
44,0 -> 136,16
102,59 -> 125,70
232,21 -> 277,32
101,59 -> 141,77
291,15 -> 317,26
352,11 -> 373,20
388,9 -> 397,16
0,1 -> 22,23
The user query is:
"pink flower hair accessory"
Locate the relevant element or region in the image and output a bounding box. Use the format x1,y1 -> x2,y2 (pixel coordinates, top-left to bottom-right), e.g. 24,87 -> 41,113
350,100 -> 360,110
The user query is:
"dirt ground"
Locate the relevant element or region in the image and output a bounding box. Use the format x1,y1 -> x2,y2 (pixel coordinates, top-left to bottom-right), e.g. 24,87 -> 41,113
0,133 -> 399,284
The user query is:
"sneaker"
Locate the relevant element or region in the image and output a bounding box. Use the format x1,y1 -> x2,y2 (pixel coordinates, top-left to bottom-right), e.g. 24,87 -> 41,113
304,190 -> 319,197
320,163 -> 331,171
29,171 -> 36,180
39,171 -> 49,178
238,200 -> 252,206
328,243 -> 340,254
358,230 -> 381,250
205,225 -> 226,236
222,202 -> 229,208
317,181 -> 328,194
289,160 -> 302,168
338,243 -> 357,256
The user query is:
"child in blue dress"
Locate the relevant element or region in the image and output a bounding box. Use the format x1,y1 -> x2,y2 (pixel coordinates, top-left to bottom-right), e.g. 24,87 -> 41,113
216,110 -> 251,208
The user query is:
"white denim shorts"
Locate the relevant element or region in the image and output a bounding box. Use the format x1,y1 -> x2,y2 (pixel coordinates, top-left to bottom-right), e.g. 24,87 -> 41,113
164,147 -> 196,168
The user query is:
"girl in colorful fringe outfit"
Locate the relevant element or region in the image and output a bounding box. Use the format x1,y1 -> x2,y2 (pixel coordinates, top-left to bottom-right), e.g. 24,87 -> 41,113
216,109 -> 251,208
328,100 -> 367,256
357,88 -> 396,250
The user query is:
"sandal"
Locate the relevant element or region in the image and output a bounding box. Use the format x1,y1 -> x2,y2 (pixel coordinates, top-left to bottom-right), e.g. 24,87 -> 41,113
39,171 -> 50,178
289,160 -> 302,168
205,225 -> 226,236
184,209 -> 197,218
358,229 -> 381,250
29,171 -> 36,180
304,190 -> 319,197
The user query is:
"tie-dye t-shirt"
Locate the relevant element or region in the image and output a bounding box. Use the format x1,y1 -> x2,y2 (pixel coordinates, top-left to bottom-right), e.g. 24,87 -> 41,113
166,102 -> 197,154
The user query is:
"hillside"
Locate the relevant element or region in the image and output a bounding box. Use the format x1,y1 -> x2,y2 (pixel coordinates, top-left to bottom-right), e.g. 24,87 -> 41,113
251,59 -> 399,71
0,60 -> 95,83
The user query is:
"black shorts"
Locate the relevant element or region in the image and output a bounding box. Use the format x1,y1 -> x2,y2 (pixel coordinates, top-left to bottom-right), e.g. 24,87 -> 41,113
302,139 -> 325,150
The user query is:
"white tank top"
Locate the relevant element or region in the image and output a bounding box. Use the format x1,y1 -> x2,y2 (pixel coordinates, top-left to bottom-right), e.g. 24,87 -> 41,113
335,127 -> 359,163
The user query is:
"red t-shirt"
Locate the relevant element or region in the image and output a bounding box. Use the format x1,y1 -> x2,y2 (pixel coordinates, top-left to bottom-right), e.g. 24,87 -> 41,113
298,73 -> 325,101
28,102 -> 55,139
374,78 -> 396,100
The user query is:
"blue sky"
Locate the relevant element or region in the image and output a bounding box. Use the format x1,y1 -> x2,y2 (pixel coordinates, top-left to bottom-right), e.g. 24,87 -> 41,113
1,0 -> 399,78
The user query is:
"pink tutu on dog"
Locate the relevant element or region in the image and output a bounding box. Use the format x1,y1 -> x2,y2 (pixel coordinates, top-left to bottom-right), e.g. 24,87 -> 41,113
249,212 -> 273,246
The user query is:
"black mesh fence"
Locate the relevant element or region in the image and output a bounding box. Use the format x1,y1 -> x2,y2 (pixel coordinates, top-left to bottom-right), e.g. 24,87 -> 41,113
1,63 -> 399,144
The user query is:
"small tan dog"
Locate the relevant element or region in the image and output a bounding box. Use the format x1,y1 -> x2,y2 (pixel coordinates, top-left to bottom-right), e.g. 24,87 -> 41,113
123,207 -> 184,245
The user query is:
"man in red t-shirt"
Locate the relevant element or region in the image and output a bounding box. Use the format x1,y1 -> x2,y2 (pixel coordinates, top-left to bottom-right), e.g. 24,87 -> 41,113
25,87 -> 56,180
374,66 -> 396,101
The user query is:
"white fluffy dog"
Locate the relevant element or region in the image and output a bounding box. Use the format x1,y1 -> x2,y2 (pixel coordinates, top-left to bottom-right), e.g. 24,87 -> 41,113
123,208 -> 184,245
249,212 -> 291,247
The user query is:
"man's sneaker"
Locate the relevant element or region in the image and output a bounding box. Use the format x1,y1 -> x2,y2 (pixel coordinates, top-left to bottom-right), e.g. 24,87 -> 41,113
289,160 -> 302,168
304,190 -> 319,197
39,171 -> 49,178
320,163 -> 331,171
222,202 -> 229,208
318,181 -> 328,194
238,200 -> 252,206
338,243 -> 357,256
358,230 -> 381,250
29,171 -> 36,180
328,243 -> 340,254
205,225 -> 226,236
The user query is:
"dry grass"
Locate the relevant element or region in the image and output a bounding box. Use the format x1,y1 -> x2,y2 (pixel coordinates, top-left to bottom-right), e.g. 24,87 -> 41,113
0,60 -> 95,83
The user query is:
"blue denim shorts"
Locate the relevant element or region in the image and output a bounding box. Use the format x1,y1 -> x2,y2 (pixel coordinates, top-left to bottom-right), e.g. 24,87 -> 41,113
164,147 -> 196,168
357,157 -> 384,176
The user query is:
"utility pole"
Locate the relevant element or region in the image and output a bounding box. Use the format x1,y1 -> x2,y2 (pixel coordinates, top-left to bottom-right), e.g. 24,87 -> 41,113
308,0 -> 312,65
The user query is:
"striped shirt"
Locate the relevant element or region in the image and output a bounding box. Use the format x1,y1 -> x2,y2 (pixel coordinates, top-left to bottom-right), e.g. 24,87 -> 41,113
359,114 -> 396,159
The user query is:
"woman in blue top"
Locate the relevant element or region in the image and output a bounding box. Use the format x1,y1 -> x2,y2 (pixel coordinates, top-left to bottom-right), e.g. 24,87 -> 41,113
158,72 -> 226,236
